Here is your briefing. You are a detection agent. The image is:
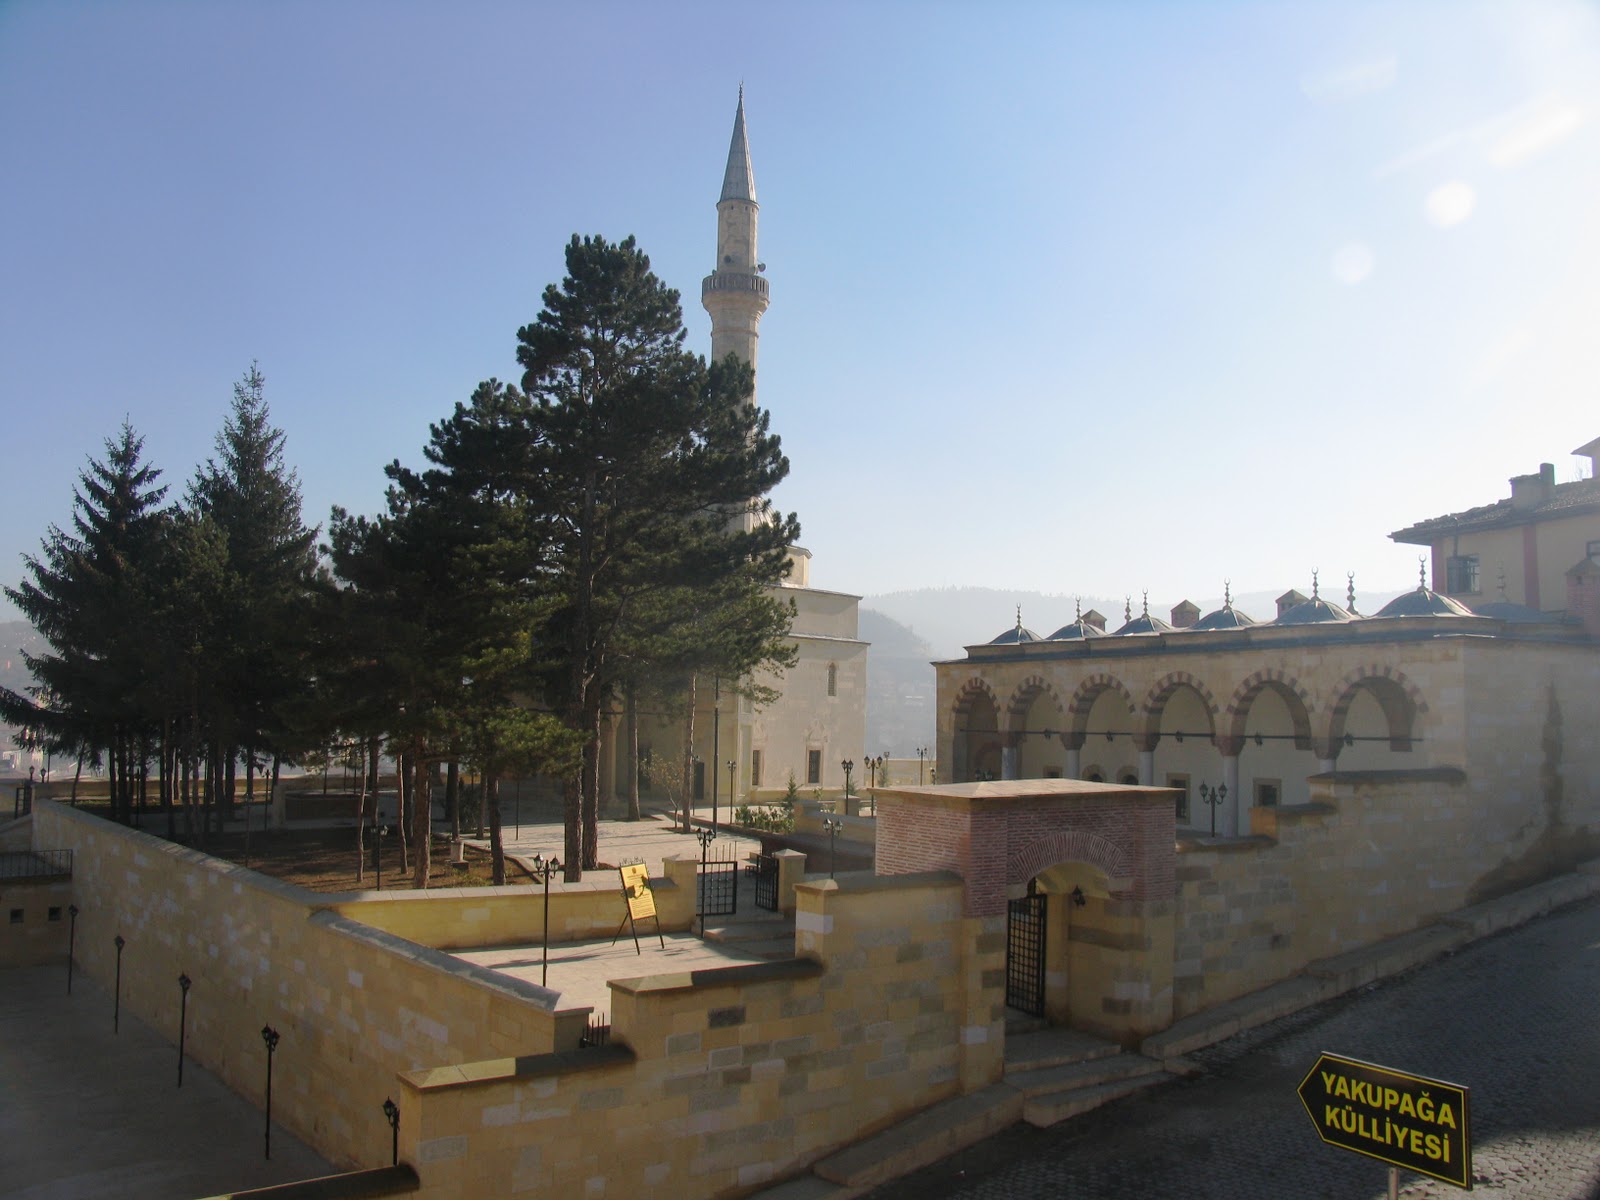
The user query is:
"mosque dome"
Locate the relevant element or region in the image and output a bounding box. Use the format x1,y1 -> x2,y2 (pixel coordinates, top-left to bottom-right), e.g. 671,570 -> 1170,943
989,606 -> 1041,644
1048,619 -> 1105,640
1191,585 -> 1257,631
1112,594 -> 1172,636
1273,597 -> 1354,625
1374,586 -> 1474,618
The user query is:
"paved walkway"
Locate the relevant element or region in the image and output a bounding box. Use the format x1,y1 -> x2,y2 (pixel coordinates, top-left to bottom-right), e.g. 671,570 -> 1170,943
454,810 -> 796,1014
0,965 -> 331,1200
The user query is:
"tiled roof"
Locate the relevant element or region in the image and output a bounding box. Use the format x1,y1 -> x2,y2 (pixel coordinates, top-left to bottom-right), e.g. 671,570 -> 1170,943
1391,478 -> 1600,543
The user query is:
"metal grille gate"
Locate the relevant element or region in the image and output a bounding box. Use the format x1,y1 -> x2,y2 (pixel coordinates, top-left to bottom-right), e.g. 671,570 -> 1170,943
753,854 -> 779,911
1006,881 -> 1047,1017
698,857 -> 739,918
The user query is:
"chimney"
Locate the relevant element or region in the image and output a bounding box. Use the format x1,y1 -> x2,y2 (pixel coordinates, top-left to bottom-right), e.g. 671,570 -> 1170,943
1170,600 -> 1199,629
1081,608 -> 1107,632
1276,589 -> 1308,618
1510,462 -> 1556,510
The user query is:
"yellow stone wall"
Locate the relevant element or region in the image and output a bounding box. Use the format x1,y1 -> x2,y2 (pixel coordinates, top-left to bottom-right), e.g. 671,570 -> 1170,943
30,801 -> 584,1171
395,871 -> 1001,1199
0,876 -> 73,966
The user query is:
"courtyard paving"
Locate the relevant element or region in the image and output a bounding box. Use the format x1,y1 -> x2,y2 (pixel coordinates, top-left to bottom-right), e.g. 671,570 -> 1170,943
861,894 -> 1600,1200
0,964 -> 332,1200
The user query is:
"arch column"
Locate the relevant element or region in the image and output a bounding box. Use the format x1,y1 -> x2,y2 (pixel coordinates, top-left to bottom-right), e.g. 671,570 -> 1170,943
1064,746 -> 1081,779
1132,731 -> 1158,786
1215,735 -> 1243,837
1001,732 -> 1022,781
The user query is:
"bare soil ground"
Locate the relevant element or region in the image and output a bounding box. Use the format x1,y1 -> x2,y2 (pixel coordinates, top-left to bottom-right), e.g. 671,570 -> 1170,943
203,827 -> 538,893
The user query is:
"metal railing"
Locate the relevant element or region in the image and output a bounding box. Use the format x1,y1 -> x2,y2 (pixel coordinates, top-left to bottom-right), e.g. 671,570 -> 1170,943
0,849 -> 72,881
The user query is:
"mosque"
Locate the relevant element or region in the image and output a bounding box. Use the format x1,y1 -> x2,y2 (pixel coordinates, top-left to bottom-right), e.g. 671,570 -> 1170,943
603,93 -> 867,814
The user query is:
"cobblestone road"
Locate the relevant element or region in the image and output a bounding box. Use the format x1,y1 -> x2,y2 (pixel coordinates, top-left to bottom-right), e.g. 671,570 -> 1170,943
865,897 -> 1600,1200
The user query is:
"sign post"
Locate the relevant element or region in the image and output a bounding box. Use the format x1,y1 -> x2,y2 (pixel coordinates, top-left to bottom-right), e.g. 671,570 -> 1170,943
1297,1051 -> 1471,1190
613,861 -> 665,953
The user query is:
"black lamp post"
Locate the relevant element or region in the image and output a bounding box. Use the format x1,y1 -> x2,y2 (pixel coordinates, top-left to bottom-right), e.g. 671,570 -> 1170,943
727,759 -> 736,809
840,760 -> 855,800
382,1097 -> 400,1166
823,816 -> 842,879
916,746 -> 930,786
113,934 -> 125,1033
372,822 -> 387,892
177,973 -> 191,1087
261,1024 -> 280,1159
1200,782 -> 1228,836
529,854 -> 561,987
694,827 -> 716,936
66,904 -> 78,995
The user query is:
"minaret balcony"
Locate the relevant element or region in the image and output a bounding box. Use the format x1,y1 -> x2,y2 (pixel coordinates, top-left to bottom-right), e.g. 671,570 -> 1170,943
701,271 -> 770,301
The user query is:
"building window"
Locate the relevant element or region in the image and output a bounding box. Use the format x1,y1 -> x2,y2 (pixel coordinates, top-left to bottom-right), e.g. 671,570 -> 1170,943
8,909 -> 21,925
1084,769 -> 1104,783
1445,554 -> 1480,594
827,663 -> 837,697
1168,773 -> 1190,822
1255,779 -> 1281,807
750,750 -> 762,788
806,749 -> 822,785
48,907 -> 62,922
1119,772 -> 1138,786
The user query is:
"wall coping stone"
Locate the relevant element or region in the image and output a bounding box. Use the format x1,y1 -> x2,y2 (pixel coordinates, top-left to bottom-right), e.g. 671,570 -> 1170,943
794,870 -> 963,897
401,1043 -> 636,1093
609,957 -> 825,997
1308,767 -> 1467,785
1175,835 -> 1275,855
309,911 -> 571,1013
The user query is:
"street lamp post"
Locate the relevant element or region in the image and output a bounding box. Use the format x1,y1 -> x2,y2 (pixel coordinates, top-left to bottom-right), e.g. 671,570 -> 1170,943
1199,782 -> 1229,836
823,816 -> 842,879
529,854 -> 561,987
727,759 -> 736,811
113,934 -> 125,1033
261,1024 -> 280,1159
66,904 -> 78,995
916,746 -> 929,786
373,822 -> 387,892
694,827 -> 716,937
840,760 -> 855,800
177,973 -> 191,1087
382,1097 -> 400,1166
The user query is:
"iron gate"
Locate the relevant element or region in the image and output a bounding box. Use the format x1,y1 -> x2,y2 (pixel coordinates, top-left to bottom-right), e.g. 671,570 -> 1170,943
1006,881 -> 1047,1017
699,859 -> 739,918
753,854 -> 779,911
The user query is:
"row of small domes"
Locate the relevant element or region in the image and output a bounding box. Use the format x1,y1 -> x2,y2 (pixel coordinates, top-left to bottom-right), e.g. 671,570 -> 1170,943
986,576 -> 1538,646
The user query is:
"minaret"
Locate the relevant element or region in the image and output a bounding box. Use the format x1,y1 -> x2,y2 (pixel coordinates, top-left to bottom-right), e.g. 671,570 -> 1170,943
702,87 -> 769,400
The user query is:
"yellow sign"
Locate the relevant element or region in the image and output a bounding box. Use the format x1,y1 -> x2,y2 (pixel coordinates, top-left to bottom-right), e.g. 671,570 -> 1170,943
620,863 -> 656,921
1297,1052 -> 1471,1189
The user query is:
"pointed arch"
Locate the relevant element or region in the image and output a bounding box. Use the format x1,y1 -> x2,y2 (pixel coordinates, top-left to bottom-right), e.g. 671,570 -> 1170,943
1139,671 -> 1220,746
1067,673 -> 1136,744
951,677 -> 1003,783
1327,665 -> 1428,751
1006,674 -> 1067,731
1224,670 -> 1315,749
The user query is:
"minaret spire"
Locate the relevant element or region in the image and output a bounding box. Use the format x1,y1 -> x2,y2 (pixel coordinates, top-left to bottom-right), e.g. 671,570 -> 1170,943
703,88 -> 769,388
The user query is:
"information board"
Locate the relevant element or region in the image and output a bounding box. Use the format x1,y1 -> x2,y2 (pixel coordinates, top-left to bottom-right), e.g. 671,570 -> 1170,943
1297,1051 -> 1471,1189
620,862 -> 656,921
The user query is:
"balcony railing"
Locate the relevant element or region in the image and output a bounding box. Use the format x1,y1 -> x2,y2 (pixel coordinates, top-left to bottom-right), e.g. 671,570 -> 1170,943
701,271 -> 769,300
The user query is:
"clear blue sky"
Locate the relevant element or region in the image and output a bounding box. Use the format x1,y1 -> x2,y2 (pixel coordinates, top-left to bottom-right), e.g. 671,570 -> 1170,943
3,1 -> 1597,625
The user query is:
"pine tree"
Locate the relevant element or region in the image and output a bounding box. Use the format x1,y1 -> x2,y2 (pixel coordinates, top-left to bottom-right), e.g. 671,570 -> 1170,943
515,235 -> 799,876
3,423 -> 171,822
189,363 -> 319,818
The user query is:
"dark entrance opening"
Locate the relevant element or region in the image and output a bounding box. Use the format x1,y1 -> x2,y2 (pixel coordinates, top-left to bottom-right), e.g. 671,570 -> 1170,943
1006,878 -> 1047,1016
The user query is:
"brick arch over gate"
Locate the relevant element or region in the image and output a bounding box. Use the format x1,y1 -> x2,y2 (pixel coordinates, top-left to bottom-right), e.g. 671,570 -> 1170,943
1007,830 -> 1132,892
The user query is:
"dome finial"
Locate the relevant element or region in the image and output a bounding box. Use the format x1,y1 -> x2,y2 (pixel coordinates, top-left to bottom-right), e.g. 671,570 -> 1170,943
1346,571 -> 1357,614
1124,595 -> 1132,622
1224,579 -> 1232,608
1311,569 -> 1320,601
1015,604 -> 1023,636
1142,590 -> 1150,617
1075,595 -> 1082,621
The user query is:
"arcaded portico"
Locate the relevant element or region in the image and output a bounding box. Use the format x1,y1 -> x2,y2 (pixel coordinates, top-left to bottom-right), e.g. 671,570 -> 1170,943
875,779 -> 1178,1043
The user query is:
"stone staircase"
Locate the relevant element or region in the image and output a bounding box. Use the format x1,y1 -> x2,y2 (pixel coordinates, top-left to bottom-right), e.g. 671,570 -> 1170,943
747,1025 -> 1178,1199
700,908 -> 795,962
